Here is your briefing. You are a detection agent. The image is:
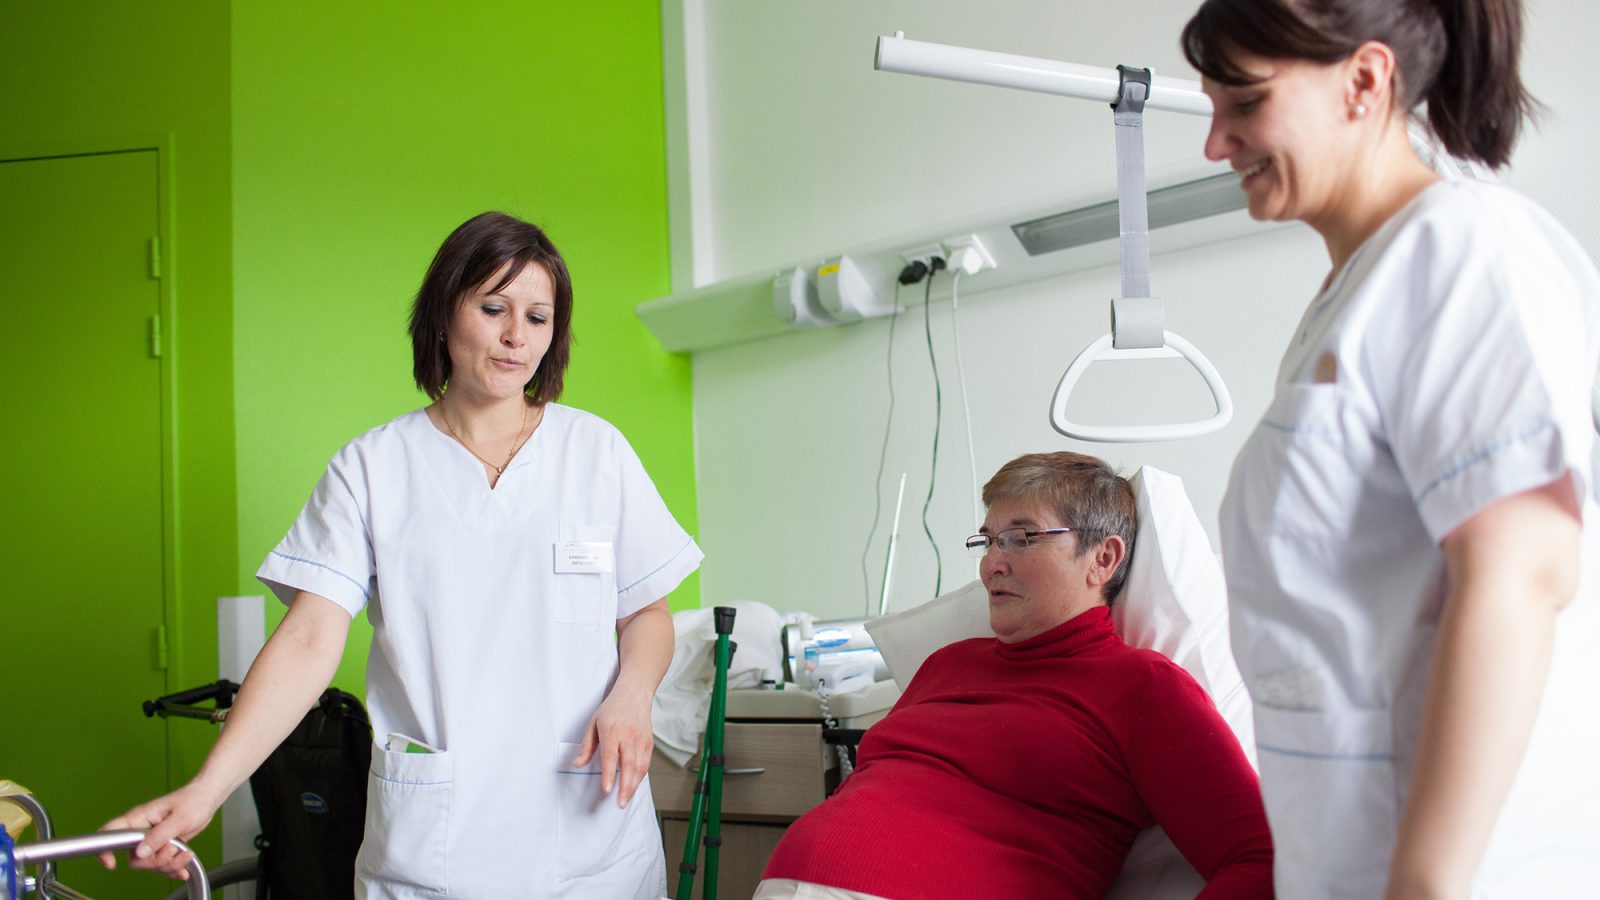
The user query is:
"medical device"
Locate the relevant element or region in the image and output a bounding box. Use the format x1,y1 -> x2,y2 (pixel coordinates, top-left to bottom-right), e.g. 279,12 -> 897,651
789,628 -> 879,785
675,606 -> 737,900
1,786 -> 212,899
876,33 -> 1233,443
782,618 -> 890,686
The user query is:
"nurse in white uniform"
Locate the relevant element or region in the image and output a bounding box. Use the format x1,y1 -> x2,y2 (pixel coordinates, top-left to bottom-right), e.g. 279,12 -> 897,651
101,211 -> 702,898
1183,1 -> 1600,897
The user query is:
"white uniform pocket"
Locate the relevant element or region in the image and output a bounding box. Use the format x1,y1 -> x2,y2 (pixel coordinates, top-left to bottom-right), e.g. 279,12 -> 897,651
1253,704 -> 1398,897
1249,382 -> 1364,538
357,742 -> 453,893
554,740 -> 648,881
554,523 -> 616,626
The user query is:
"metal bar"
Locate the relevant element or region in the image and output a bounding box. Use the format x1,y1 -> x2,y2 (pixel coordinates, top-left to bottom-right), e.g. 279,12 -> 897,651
3,791 -> 58,889
42,881 -> 95,900
875,33 -> 1213,118
2,792 -> 52,840
702,626 -> 732,900
14,830 -> 210,900
674,750 -> 711,899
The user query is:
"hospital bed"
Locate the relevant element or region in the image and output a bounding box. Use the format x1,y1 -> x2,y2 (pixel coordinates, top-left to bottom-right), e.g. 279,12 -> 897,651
653,465 -> 1246,898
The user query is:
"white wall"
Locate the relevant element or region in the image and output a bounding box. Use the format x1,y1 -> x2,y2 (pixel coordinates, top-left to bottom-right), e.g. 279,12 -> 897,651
667,0 -> 1600,619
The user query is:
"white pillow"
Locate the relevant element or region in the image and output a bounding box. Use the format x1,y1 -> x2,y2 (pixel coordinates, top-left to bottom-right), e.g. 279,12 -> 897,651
863,466 -> 1253,899
1112,466 -> 1254,765
864,578 -> 989,691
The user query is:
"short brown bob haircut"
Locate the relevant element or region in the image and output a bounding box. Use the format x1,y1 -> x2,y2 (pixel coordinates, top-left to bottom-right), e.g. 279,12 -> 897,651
982,451 -> 1138,602
409,211 -> 575,403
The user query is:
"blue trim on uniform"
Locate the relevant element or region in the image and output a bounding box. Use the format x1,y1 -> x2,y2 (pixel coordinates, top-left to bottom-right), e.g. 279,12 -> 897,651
1413,420 -> 1556,506
1259,417 -> 1342,437
370,771 -> 451,787
1258,743 -> 1393,763
620,536 -> 697,594
269,550 -> 371,600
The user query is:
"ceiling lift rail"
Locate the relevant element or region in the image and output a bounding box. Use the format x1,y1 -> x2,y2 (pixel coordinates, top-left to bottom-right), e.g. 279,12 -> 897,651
875,33 -> 1234,443
875,33 -> 1213,115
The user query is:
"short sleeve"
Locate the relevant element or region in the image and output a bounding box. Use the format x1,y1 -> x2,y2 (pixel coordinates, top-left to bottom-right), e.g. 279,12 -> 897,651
1374,189 -> 1600,543
256,443 -> 374,617
610,431 -> 703,618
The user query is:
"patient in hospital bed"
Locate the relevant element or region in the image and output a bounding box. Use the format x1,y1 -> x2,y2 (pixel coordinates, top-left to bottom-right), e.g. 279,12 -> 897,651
754,452 -> 1272,900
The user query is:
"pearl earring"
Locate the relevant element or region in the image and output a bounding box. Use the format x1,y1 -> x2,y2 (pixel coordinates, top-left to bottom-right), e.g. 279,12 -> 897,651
1353,102 -> 1368,118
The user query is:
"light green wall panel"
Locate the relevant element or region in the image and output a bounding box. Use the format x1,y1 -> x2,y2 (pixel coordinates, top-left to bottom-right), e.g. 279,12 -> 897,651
0,0 -> 236,878
231,1 -> 698,698
0,0 -> 696,886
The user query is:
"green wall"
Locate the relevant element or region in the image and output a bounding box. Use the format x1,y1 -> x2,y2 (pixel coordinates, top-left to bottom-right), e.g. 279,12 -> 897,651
0,0 -> 237,878
230,0 -> 698,697
2,0 -> 697,885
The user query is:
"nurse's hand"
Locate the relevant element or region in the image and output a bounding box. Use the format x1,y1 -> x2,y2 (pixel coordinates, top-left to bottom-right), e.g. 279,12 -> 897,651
96,779 -> 225,879
573,683 -> 655,808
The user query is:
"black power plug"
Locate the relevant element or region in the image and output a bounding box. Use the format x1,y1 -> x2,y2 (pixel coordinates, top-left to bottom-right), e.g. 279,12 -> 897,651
898,259 -> 929,284
897,255 -> 948,285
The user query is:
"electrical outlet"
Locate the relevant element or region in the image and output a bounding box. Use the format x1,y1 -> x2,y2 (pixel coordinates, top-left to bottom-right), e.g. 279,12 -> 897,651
900,242 -> 946,269
944,234 -> 997,275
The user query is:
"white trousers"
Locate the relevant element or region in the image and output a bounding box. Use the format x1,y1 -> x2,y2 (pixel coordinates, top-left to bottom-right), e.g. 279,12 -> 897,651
752,878 -> 894,900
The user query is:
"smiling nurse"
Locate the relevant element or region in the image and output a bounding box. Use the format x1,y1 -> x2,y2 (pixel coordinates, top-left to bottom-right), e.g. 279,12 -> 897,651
1182,1 -> 1600,897
100,212 -> 703,898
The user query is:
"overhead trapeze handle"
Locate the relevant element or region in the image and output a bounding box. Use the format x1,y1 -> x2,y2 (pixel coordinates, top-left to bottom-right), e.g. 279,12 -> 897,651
1049,331 -> 1234,443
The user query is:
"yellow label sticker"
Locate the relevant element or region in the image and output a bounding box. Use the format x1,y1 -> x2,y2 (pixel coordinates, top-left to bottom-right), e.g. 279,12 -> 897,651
818,263 -> 840,277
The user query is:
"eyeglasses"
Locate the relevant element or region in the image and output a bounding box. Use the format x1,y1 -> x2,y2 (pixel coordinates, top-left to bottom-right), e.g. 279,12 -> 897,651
965,526 -> 1074,558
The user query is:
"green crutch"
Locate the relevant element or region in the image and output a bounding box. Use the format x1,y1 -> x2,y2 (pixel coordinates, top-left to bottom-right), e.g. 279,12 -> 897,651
674,606 -> 736,900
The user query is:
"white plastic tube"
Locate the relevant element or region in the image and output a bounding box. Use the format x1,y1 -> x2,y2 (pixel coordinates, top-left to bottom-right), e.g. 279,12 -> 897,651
875,33 -> 1213,118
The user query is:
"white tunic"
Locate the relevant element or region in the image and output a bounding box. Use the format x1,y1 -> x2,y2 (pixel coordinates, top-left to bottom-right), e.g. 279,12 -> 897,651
258,404 -> 703,899
1220,180 -> 1600,898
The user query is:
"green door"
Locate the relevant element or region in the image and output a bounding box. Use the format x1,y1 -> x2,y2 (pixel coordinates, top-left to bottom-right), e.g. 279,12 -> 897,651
0,150 -> 174,897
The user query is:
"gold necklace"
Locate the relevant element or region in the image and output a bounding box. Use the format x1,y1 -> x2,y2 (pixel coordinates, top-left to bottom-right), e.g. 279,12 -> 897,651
442,399 -> 533,476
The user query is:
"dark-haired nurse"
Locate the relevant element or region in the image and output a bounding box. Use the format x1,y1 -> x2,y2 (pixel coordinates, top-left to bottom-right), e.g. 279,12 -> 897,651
101,212 -> 702,898
1183,0 -> 1600,897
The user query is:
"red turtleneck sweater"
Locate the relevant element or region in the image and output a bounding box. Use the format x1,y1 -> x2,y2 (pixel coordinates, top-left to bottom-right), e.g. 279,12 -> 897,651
762,606 -> 1273,899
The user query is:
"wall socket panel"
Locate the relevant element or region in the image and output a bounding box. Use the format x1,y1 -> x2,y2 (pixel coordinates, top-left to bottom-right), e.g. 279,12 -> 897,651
899,242 -> 946,268
944,233 -> 998,273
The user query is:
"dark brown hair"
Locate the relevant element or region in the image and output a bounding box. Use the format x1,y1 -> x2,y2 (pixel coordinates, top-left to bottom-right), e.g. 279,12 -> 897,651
1181,0 -> 1535,168
409,212 -> 574,403
982,452 -> 1138,602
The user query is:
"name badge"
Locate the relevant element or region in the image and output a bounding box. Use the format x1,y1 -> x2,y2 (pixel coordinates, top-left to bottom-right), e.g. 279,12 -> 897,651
555,541 -> 614,574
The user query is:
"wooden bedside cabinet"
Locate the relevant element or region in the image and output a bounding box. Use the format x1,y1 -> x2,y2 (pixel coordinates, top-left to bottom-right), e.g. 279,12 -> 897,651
651,682 -> 900,898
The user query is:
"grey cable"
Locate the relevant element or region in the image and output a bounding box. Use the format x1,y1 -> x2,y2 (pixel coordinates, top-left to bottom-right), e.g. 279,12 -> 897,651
861,282 -> 902,615
921,273 -> 943,597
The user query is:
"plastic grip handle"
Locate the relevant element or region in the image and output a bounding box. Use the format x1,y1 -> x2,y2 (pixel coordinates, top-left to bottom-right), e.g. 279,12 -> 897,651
145,680 -> 237,716
1049,331 -> 1233,442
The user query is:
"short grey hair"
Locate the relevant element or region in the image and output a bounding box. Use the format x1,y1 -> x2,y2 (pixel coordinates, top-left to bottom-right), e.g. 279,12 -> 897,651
981,452 -> 1137,601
